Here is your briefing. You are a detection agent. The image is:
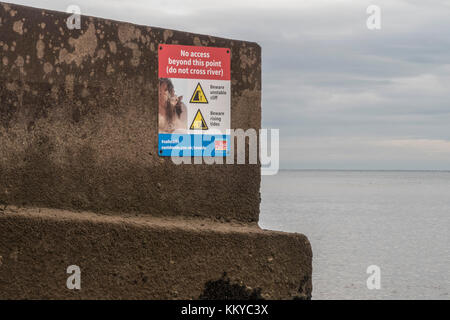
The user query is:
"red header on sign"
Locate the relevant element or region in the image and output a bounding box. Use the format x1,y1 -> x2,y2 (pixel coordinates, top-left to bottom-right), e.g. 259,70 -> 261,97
158,44 -> 231,81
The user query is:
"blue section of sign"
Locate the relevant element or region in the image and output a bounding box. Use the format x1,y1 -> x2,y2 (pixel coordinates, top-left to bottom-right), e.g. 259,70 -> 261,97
158,134 -> 230,157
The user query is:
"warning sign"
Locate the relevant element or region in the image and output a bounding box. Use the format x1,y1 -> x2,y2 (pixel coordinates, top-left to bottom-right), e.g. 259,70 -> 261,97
158,44 -> 231,157
190,109 -> 208,130
190,83 -> 208,104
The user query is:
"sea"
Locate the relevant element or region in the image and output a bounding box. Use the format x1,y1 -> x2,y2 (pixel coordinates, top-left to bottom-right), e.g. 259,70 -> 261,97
259,170 -> 450,300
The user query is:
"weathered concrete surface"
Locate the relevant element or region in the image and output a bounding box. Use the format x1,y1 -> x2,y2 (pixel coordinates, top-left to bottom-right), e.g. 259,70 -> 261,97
0,207 -> 312,300
0,2 -> 261,222
0,2 -> 313,300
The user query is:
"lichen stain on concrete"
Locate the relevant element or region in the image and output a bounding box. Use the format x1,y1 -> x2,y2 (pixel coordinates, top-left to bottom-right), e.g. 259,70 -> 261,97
106,63 -> 114,75
43,62 -> 53,74
117,24 -> 142,67
96,48 -> 106,59
125,42 -> 141,67
163,29 -> 173,42
36,39 -> 45,59
2,3 -> 11,12
108,41 -> 117,54
239,47 -> 258,70
12,20 -> 23,34
58,23 -> 98,66
50,85 -> 59,100
118,24 -> 141,44
5,82 -> 18,91
15,55 -> 24,68
65,74 -> 75,96
193,36 -> 201,46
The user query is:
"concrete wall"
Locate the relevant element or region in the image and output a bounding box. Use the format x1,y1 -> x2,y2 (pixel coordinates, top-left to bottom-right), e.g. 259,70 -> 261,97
0,2 -> 261,223
0,207 -> 312,299
0,2 -> 312,300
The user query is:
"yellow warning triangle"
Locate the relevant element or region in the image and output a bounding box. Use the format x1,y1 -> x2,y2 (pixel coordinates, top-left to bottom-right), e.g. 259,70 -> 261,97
190,83 -> 208,104
190,109 -> 208,130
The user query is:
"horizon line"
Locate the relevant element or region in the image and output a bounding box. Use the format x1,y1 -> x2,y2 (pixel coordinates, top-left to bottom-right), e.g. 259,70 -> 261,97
277,169 -> 450,172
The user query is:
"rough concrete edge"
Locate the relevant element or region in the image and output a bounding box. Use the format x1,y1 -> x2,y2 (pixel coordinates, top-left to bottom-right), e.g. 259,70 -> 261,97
0,206 -> 310,240
0,205 -> 313,300
0,1 -> 261,48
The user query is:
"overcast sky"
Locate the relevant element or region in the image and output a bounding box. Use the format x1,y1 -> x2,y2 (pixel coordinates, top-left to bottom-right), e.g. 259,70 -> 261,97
9,0 -> 450,170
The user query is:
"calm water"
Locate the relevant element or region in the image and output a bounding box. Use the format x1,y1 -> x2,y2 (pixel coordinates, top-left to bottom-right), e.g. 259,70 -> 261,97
260,170 -> 450,300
